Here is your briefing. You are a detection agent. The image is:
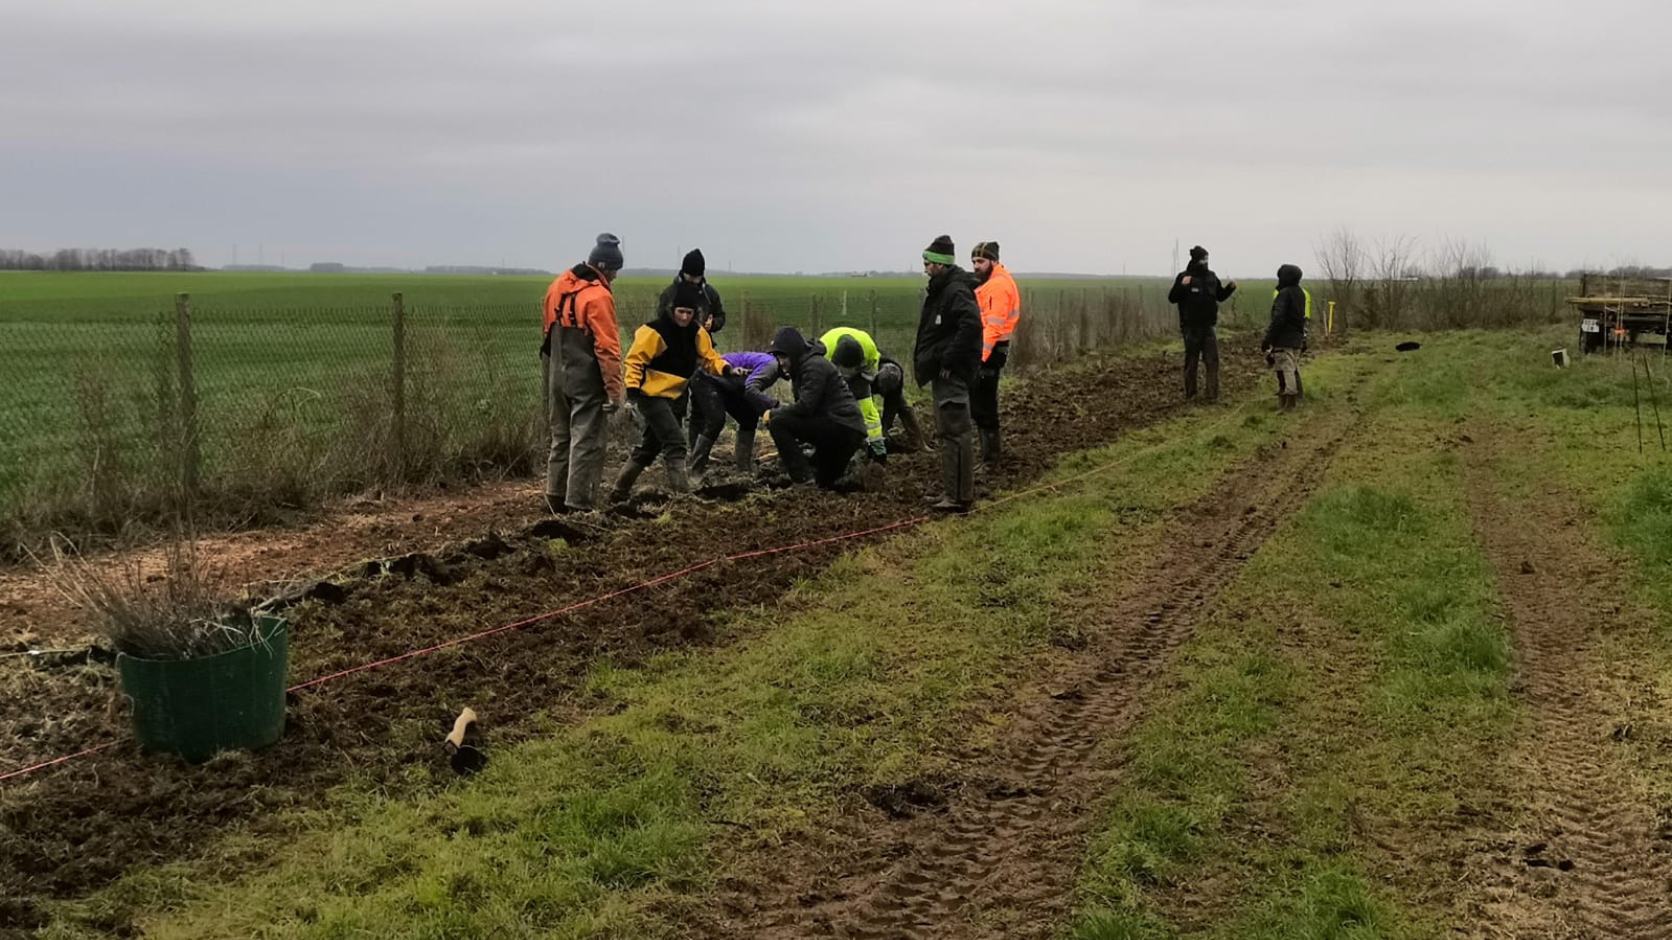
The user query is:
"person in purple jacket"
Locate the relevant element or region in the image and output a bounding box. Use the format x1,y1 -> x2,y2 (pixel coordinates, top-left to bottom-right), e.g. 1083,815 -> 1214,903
688,350 -> 782,475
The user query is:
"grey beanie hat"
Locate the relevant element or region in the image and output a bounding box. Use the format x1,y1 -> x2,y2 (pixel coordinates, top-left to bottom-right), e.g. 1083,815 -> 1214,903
588,233 -> 624,272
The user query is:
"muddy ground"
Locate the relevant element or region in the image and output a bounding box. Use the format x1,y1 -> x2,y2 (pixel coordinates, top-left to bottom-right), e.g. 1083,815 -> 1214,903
0,343 -> 1274,933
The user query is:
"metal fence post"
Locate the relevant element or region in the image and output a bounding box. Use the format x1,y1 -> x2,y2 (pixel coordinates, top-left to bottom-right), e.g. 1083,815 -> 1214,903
174,292 -> 200,502
391,292 -> 406,478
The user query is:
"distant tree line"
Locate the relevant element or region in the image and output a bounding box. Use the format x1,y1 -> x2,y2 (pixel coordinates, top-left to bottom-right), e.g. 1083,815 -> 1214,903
1578,265 -> 1672,279
0,247 -> 199,271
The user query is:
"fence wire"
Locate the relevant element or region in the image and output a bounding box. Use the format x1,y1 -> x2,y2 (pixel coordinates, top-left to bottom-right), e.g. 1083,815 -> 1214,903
2,286 -> 1173,551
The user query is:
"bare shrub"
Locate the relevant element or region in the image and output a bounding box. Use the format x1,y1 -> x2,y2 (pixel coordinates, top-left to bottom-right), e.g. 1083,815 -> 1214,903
39,534 -> 254,660
1314,227 -> 1365,334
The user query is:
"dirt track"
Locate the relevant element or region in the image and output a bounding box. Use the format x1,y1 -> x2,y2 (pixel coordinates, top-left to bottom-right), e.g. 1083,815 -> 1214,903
0,342 -> 1272,934
698,370 -> 1367,938
1459,428 -> 1672,939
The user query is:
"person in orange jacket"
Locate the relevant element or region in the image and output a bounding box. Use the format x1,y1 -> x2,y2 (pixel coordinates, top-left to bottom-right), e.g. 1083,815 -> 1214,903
542,233 -> 625,513
610,279 -> 740,500
971,241 -> 1020,465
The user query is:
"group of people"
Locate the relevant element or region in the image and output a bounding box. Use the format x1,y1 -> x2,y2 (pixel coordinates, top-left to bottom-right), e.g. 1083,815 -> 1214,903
1166,244 -> 1312,409
539,233 -> 1023,515
540,234 -> 1310,518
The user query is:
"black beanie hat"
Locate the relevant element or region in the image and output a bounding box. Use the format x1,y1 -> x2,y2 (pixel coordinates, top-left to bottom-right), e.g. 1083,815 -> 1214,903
588,233 -> 624,272
923,235 -> 956,265
768,326 -> 812,358
972,241 -> 1000,262
1189,245 -> 1208,262
671,278 -> 706,313
681,248 -> 705,278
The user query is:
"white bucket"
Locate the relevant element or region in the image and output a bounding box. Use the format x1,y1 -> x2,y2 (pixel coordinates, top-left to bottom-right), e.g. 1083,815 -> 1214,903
1551,348 -> 1570,368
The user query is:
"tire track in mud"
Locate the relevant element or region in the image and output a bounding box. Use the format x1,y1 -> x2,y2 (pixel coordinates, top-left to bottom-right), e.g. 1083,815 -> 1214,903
712,383 -> 1369,940
1460,431 -> 1672,940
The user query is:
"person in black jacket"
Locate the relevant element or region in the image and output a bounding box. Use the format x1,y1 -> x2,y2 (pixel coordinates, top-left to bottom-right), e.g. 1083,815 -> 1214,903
658,249 -> 728,446
913,234 -> 983,512
1263,264 -> 1308,411
764,327 -> 867,488
656,249 -> 727,333
1166,245 -> 1237,401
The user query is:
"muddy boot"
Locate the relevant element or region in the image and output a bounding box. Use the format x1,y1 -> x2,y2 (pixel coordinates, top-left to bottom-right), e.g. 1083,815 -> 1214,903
689,434 -> 716,476
733,427 -> 756,473
980,428 -> 1003,465
609,461 -> 646,503
666,456 -> 691,495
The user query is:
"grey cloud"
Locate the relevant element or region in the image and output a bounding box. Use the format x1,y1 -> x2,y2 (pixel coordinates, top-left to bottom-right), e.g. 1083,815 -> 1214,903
1,0 -> 1668,274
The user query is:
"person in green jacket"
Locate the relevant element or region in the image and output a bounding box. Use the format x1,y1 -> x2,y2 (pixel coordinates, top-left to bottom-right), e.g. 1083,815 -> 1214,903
818,326 -> 890,465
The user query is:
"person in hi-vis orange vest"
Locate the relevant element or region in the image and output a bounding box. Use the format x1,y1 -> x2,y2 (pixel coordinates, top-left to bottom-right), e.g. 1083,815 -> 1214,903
542,233 -> 625,513
971,240 -> 1020,464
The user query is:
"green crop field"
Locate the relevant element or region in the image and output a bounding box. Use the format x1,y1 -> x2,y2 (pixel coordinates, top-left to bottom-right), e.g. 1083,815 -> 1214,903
0,270 -> 1184,549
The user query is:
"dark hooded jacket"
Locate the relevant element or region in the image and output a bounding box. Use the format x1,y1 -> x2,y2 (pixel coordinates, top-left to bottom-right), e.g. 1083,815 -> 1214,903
1265,264 -> 1308,349
656,277 -> 727,333
1167,260 -> 1237,329
913,265 -> 983,387
768,327 -> 866,436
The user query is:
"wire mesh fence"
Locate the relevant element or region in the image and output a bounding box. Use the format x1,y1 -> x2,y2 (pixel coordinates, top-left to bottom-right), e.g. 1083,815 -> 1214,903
2,284 -> 1173,554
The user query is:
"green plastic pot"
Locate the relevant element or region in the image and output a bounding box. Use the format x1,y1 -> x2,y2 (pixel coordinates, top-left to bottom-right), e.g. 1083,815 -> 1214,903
116,616 -> 290,764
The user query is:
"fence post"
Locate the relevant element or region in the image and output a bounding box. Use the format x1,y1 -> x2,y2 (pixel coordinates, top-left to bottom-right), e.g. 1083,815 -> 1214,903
391,292 -> 406,478
174,292 -> 200,503
868,289 -> 879,337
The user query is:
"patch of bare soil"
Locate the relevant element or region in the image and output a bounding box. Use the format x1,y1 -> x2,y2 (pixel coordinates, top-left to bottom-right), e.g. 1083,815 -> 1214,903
695,378 -> 1365,939
1457,427 -> 1672,939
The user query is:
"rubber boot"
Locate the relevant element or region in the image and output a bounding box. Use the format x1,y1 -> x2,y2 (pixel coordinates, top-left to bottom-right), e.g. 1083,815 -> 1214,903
609,461 -> 646,503
666,456 -> 691,495
979,428 -> 1002,465
734,427 -> 756,473
689,434 -> 716,476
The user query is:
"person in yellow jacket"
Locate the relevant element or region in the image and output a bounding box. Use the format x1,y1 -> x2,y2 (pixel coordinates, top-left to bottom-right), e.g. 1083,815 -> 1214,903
817,326 -> 890,464
610,280 -> 739,500
971,241 -> 1020,465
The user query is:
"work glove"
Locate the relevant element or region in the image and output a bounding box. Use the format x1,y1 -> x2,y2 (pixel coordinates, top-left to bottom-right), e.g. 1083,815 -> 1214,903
762,408 -> 775,427
867,440 -> 888,464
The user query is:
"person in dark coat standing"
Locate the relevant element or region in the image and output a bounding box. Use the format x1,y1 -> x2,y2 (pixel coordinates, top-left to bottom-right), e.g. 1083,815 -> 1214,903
658,249 -> 728,446
913,235 -> 984,512
1263,264 -> 1309,411
764,327 -> 867,489
1166,245 -> 1237,401
657,249 -> 727,333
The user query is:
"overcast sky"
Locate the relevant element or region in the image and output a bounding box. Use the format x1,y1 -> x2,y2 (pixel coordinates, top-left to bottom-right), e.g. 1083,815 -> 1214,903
2,0 -> 1668,276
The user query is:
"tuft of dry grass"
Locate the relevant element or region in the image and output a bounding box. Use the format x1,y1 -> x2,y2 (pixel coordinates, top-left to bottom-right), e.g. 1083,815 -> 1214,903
37,534 -> 259,660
